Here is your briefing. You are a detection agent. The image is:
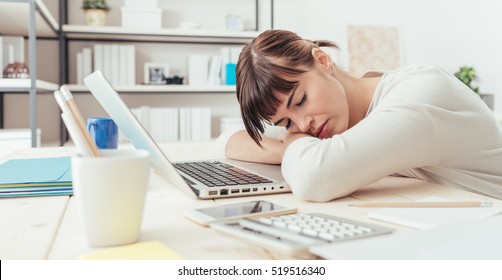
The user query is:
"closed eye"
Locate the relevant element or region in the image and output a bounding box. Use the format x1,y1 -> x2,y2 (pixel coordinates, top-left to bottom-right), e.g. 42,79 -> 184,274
296,94 -> 307,106
285,119 -> 291,130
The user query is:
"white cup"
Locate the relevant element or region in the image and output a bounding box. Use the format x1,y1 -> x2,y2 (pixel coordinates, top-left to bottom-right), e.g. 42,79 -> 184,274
71,149 -> 150,247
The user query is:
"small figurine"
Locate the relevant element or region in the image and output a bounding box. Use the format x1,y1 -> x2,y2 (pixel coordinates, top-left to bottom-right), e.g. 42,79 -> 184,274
3,62 -> 30,79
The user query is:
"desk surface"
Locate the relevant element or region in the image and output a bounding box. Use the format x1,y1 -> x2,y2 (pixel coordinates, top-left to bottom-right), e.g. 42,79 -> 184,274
1,141 -> 501,260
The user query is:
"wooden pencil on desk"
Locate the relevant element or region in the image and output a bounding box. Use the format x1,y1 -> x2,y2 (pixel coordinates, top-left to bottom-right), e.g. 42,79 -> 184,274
60,86 -> 100,157
349,201 -> 493,208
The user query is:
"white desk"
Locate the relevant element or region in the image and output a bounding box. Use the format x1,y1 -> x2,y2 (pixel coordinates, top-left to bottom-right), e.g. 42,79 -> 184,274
1,141 -> 501,260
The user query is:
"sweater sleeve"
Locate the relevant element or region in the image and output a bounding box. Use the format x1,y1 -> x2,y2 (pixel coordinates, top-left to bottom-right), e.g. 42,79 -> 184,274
281,104 -> 439,202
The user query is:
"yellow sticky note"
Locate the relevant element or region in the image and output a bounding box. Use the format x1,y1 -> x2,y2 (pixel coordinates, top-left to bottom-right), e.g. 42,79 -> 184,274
81,241 -> 184,260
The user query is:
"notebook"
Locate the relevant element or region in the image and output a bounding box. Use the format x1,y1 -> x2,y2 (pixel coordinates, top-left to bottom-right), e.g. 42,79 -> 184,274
83,70 -> 290,199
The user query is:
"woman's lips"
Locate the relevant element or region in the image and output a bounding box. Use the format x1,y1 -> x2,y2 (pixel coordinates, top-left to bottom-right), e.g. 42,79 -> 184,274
316,122 -> 329,138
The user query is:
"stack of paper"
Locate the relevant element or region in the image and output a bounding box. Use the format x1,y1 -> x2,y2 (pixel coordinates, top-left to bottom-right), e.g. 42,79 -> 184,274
0,157 -> 72,198
368,197 -> 502,230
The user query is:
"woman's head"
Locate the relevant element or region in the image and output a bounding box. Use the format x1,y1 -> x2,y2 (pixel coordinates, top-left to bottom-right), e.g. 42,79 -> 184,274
236,30 -> 340,146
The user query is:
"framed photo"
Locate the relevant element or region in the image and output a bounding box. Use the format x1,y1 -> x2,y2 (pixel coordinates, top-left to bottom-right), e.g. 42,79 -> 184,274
144,62 -> 169,84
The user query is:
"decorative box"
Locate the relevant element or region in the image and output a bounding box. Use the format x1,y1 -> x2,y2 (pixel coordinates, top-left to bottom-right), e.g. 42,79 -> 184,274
121,7 -> 162,29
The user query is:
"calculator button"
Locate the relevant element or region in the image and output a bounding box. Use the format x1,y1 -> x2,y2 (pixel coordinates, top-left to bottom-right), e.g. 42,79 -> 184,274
273,221 -> 287,228
330,231 -> 346,238
318,232 -> 336,241
340,229 -> 355,236
302,228 -> 318,237
258,217 -> 273,225
287,224 -> 302,233
357,226 -> 373,233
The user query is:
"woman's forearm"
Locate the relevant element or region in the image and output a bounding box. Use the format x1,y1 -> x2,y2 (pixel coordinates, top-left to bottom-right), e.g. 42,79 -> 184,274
225,130 -> 286,164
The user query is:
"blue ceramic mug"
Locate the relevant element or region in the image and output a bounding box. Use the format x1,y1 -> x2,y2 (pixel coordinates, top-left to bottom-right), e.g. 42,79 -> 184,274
87,117 -> 118,149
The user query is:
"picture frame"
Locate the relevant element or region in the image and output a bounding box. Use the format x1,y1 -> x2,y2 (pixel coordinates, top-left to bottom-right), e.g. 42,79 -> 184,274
144,62 -> 169,84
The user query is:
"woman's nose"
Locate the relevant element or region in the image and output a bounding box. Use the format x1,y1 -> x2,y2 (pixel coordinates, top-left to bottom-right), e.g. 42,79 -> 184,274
296,115 -> 313,133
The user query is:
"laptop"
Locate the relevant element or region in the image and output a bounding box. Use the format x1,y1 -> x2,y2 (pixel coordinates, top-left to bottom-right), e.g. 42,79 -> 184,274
83,70 -> 290,199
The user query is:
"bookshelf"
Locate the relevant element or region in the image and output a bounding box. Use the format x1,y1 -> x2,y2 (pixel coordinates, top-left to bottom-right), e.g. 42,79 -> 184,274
0,0 -> 59,147
57,0 -> 269,145
1,0 -> 271,145
61,25 -> 255,96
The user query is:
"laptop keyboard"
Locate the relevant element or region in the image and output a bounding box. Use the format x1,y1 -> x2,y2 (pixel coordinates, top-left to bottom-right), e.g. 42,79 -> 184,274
173,161 -> 273,187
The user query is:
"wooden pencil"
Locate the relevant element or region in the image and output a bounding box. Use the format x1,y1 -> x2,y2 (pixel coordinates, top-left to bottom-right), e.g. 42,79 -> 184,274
349,201 -> 493,208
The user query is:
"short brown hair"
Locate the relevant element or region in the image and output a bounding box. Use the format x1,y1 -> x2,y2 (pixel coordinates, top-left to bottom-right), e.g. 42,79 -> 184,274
236,30 -> 338,147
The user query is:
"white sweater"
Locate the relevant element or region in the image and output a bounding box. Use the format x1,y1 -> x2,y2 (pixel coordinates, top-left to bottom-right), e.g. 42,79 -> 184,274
219,65 -> 502,202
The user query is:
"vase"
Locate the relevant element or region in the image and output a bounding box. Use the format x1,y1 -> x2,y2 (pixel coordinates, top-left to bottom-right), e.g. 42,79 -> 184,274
85,9 -> 107,26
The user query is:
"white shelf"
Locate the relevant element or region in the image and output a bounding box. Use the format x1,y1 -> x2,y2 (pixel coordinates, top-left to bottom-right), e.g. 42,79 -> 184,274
0,78 -> 58,92
0,0 -> 58,37
62,25 -> 260,44
64,84 -> 236,93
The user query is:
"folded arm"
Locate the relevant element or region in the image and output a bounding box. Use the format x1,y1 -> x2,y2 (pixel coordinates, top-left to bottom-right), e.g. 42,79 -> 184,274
218,128 -> 309,165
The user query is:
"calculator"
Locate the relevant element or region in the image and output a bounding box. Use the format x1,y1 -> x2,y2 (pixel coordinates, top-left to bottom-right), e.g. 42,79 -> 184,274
210,212 -> 394,258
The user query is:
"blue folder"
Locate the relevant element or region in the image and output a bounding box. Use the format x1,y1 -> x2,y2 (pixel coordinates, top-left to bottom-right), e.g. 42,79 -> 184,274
0,157 -> 72,197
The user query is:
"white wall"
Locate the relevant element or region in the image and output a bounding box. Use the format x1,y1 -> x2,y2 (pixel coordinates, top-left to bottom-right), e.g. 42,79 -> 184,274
4,0 -> 502,144
274,0 -> 502,110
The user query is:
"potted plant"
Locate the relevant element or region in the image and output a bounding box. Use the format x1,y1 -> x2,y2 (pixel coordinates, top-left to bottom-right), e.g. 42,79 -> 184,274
82,0 -> 110,26
454,66 -> 494,110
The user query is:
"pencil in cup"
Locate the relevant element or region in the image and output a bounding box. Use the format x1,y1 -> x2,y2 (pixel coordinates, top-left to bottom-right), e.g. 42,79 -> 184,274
60,86 -> 100,157
54,90 -> 100,157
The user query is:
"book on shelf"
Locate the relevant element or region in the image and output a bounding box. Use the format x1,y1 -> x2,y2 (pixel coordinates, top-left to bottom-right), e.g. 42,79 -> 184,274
93,44 -> 103,79
0,36 -> 3,72
76,48 -> 92,84
180,107 -> 211,141
127,106 -> 211,143
185,46 -> 242,87
188,54 -> 209,86
82,48 -> 92,79
0,157 -> 72,198
126,45 -> 136,86
76,44 -> 136,85
76,52 -> 83,84
207,54 -> 222,85
219,46 -> 242,85
110,44 -> 120,86
102,44 -> 112,81
118,45 -> 128,85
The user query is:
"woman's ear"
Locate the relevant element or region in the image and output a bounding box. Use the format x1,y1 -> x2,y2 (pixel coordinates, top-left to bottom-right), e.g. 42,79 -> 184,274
312,48 -> 332,71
